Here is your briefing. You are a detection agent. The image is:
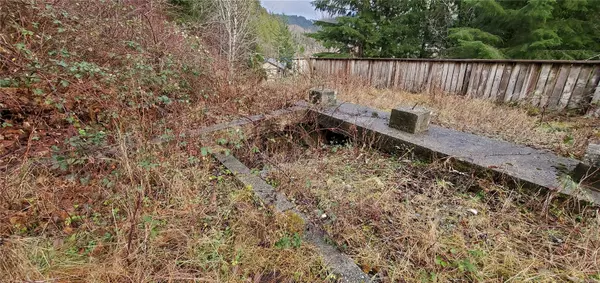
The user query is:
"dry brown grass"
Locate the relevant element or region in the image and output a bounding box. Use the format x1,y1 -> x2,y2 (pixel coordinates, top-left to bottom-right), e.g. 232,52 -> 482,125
1,134 -> 331,282
263,144 -> 600,282
320,78 -> 600,158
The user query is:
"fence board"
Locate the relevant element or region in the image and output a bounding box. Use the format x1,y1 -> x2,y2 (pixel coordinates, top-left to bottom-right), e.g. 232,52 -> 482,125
425,62 -> 434,92
448,63 -> 458,93
505,64 -> 521,102
490,64 -> 505,100
419,62 -> 429,92
459,63 -> 468,93
397,61 -> 406,89
437,63 -> 445,91
584,68 -> 600,115
422,62 -> 431,92
386,60 -> 394,87
455,63 -> 465,93
539,65 -> 557,107
407,62 -> 415,91
569,66 -> 593,109
417,62 -> 425,91
586,68 -> 600,107
460,64 -> 472,95
498,64 -> 512,101
408,62 -> 416,91
559,65 -> 581,110
483,64 -> 498,98
396,62 -> 405,89
369,60 -> 377,85
414,62 -> 421,90
451,63 -> 460,92
476,64 -> 491,98
448,63 -> 457,92
373,61 -> 390,87
593,84 -> 600,105
358,60 -> 369,77
548,65 -> 571,109
417,62 -> 424,91
439,63 -> 448,91
433,62 -> 444,92
449,63 -> 458,91
473,63 -> 486,97
520,64 -> 540,102
477,63 -> 488,97
416,62 -> 423,91
466,63 -> 479,97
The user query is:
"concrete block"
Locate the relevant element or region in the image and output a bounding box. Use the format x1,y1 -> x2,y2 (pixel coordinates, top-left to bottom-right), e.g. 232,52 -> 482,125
389,106 -> 431,134
583,143 -> 600,167
572,143 -> 600,190
309,88 -> 336,106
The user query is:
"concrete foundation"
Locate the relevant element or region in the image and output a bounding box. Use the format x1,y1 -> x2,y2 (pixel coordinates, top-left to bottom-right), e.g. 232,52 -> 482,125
573,143 -> 600,190
310,101 -> 600,204
583,143 -> 600,167
389,106 -> 431,134
309,88 -> 337,106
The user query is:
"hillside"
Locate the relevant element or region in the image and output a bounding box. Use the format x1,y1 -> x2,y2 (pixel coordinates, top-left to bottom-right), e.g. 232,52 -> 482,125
276,14 -> 317,31
274,14 -> 328,57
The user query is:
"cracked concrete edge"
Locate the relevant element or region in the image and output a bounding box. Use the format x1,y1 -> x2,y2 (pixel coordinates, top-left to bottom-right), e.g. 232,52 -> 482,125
211,151 -> 371,283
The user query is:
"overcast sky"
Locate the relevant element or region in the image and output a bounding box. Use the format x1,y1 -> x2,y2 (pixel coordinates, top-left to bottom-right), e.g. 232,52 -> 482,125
260,0 -> 323,20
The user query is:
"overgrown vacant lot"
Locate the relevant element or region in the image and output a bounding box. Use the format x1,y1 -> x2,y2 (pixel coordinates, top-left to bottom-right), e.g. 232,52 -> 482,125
237,128 -> 600,282
325,80 -> 600,159
3,0 -> 600,282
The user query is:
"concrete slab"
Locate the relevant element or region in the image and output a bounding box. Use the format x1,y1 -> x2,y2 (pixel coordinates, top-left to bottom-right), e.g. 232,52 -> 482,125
309,102 -> 600,205
212,150 -> 370,283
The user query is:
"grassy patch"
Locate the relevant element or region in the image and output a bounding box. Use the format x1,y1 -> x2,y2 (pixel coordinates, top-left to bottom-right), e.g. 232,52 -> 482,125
261,142 -> 600,282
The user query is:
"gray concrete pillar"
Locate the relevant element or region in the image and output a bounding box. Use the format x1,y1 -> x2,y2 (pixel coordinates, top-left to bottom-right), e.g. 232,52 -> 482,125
389,106 -> 431,134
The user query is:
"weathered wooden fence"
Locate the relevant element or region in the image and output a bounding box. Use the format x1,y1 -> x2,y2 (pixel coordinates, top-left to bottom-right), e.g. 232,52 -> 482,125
297,58 -> 600,111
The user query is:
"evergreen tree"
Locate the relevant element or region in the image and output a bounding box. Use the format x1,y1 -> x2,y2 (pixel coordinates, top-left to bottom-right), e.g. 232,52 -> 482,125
310,0 -> 600,60
276,23 -> 296,68
254,8 -> 298,68
309,0 -> 456,58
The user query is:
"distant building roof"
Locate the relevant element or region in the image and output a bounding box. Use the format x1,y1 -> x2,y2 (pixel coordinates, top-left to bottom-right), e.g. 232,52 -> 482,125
264,58 -> 286,70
